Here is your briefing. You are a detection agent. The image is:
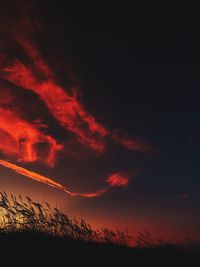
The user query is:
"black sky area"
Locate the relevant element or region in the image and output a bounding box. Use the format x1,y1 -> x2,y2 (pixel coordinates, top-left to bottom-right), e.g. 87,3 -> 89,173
0,1 -> 200,240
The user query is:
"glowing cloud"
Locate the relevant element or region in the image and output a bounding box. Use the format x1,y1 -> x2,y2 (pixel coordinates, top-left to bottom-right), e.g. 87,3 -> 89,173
3,58 -> 108,154
106,172 -> 130,187
3,59 -> 156,156
0,159 -> 108,198
0,107 -> 62,166
0,159 -> 138,198
111,129 -> 158,155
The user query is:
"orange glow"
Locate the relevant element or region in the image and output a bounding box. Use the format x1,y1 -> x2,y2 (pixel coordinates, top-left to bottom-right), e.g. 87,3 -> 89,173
70,188 -> 108,198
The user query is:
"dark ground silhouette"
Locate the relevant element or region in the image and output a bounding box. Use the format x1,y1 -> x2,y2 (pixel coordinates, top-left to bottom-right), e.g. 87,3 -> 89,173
0,231 -> 199,266
0,192 -> 199,265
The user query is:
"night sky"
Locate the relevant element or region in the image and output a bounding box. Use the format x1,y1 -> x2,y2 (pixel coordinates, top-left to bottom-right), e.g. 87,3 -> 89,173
0,1 -> 200,243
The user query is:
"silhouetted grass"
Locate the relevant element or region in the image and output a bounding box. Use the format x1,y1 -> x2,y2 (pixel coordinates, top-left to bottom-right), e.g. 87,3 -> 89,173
0,191 -> 130,245
0,191 -> 199,265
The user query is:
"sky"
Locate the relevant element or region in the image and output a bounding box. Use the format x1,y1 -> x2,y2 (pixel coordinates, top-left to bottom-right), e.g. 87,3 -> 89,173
0,0 -> 200,243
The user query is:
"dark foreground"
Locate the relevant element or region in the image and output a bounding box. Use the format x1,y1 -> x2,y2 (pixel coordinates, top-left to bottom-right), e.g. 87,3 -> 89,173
0,231 -> 199,266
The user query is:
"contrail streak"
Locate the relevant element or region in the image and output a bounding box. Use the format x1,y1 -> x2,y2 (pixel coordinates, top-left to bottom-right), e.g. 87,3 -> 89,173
0,159 -> 107,198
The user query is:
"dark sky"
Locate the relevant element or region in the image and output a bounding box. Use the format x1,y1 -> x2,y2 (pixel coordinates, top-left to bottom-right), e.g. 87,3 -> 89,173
0,1 -> 200,243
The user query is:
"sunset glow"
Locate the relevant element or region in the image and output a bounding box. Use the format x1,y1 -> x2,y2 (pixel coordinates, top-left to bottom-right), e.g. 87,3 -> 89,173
0,0 -> 200,247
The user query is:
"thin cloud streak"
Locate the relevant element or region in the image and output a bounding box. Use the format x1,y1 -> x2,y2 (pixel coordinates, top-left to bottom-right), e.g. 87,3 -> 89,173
0,159 -> 108,198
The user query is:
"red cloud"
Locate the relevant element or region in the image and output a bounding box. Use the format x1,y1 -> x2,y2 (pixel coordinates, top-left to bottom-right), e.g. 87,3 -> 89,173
0,159 -> 108,198
0,159 -> 137,198
1,24 -> 109,154
3,58 -> 157,156
1,24 -> 156,156
3,60 -> 108,154
0,107 -> 62,166
111,129 -> 158,155
106,172 -> 131,187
